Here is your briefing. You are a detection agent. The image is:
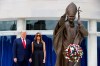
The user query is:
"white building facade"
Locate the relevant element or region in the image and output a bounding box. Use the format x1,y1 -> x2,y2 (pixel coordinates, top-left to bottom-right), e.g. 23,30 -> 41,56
0,0 -> 100,66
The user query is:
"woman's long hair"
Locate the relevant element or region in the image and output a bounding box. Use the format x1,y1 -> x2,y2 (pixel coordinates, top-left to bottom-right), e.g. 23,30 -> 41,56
34,32 -> 43,43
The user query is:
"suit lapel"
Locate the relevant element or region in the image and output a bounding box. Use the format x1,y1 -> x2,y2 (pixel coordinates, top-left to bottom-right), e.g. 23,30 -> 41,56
19,38 -> 24,48
26,39 -> 28,48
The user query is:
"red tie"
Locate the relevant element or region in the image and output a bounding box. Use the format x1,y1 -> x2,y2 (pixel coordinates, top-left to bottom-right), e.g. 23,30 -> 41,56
22,38 -> 26,49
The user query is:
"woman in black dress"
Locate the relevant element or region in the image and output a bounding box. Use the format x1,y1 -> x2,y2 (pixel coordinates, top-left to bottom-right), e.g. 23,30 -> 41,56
31,32 -> 46,66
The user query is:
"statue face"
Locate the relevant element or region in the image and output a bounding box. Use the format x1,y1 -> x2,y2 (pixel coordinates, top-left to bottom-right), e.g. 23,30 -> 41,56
67,14 -> 75,23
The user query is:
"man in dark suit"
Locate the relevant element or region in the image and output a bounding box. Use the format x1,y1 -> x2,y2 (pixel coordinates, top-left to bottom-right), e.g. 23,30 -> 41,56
13,31 -> 32,66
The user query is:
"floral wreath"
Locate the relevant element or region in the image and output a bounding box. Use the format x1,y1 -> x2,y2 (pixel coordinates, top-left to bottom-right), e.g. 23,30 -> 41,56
64,44 -> 83,62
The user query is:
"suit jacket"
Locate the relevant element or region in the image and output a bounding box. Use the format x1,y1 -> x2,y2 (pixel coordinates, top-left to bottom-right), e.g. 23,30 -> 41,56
13,38 -> 31,61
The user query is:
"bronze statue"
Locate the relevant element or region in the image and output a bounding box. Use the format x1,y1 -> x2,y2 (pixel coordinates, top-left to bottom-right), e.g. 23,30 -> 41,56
53,2 -> 88,66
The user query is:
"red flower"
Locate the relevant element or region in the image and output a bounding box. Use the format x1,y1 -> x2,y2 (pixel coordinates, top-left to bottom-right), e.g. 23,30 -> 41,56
64,44 -> 83,62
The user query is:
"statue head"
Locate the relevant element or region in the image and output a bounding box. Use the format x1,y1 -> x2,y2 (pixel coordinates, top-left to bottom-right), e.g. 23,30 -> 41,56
66,2 -> 77,22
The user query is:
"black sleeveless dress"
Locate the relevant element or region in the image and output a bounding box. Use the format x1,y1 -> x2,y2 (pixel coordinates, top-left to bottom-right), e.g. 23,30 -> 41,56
31,41 -> 44,66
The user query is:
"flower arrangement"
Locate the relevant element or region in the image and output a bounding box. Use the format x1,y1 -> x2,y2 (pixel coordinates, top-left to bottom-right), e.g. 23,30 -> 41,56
64,44 -> 83,62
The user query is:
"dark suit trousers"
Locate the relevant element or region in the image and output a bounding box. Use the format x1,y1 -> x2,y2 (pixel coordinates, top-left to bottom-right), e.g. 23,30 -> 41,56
17,59 -> 28,66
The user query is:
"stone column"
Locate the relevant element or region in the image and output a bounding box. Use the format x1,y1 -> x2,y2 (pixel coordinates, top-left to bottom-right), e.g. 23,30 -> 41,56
88,19 -> 97,66
17,18 -> 26,38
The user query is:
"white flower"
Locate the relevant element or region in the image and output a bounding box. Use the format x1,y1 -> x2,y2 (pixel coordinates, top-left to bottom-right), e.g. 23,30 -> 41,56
64,44 -> 83,62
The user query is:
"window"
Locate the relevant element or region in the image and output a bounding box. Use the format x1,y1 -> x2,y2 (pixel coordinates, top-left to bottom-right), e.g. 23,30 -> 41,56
0,21 -> 17,31
75,21 -> 88,29
97,22 -> 100,32
26,20 -> 88,30
26,20 -> 58,30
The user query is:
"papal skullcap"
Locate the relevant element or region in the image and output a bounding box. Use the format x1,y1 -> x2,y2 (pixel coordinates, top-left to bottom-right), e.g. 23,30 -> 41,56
66,2 -> 77,15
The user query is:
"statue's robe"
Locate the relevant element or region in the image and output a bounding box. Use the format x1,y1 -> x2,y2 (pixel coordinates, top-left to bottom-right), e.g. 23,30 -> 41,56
53,15 -> 88,66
